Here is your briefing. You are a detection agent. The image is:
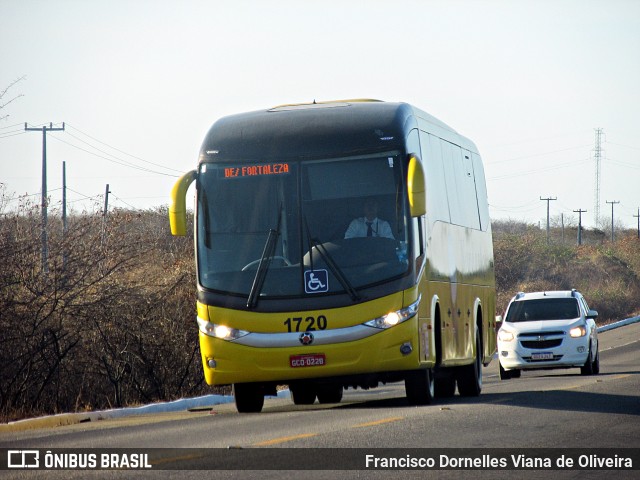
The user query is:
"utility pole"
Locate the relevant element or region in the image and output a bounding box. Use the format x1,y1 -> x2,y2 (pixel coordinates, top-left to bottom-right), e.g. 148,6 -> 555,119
62,162 -> 68,271
634,208 -> 639,240
103,183 -> 110,217
606,200 -> 620,242
573,208 -> 587,246
593,128 -> 603,227
25,122 -> 65,273
540,196 -> 557,244
62,162 -> 68,234
102,184 -> 111,244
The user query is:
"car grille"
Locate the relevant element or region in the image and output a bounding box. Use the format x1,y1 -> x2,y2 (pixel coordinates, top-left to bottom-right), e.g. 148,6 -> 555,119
520,339 -> 563,349
517,330 -> 565,350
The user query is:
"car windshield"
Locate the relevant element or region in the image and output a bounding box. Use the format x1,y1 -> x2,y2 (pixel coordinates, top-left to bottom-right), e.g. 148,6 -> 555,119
196,154 -> 410,302
506,298 -> 580,322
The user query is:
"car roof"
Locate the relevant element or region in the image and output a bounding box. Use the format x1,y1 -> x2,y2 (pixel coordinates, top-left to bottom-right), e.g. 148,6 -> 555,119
512,290 -> 581,301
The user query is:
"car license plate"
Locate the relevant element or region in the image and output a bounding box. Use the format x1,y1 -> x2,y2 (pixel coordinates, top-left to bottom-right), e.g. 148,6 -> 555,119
531,352 -> 554,360
290,354 -> 326,368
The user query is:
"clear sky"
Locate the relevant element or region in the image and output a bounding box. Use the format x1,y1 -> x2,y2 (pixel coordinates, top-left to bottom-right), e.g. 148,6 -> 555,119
1,0 -> 639,228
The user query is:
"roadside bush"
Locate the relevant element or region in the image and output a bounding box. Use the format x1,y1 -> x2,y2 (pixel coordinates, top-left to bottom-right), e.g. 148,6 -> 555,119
0,204 -> 208,422
493,220 -> 640,322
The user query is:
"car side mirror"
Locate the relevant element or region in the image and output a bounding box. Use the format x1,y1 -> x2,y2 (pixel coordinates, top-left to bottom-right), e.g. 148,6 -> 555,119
495,315 -> 503,332
586,309 -> 598,319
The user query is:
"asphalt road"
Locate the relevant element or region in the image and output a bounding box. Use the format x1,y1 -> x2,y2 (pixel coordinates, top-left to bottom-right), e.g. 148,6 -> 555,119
1,321 -> 639,480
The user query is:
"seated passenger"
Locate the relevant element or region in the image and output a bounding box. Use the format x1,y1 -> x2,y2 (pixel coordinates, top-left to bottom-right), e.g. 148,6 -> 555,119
344,198 -> 394,239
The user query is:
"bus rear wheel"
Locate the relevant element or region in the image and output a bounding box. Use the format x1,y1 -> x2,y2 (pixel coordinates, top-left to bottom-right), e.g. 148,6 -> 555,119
233,383 -> 265,413
316,384 -> 343,404
405,368 -> 435,405
434,375 -> 456,398
457,330 -> 482,397
290,383 -> 317,405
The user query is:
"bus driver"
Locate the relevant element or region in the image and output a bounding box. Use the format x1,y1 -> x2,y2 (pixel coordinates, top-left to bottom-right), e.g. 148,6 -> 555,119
344,198 -> 394,239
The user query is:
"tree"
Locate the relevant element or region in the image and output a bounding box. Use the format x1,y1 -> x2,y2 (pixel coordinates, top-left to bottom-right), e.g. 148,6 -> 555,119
0,76 -> 26,121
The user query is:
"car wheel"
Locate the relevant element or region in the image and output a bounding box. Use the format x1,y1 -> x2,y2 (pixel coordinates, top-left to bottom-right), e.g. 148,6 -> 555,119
405,368 -> 435,405
499,362 -> 512,380
511,369 -> 521,378
581,346 -> 595,375
592,346 -> 600,375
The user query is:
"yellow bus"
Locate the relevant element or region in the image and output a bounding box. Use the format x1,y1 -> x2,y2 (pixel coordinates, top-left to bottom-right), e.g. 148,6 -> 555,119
170,100 -> 496,412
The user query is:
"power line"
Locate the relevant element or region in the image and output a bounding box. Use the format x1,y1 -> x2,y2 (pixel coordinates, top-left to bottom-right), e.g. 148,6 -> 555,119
49,134 -> 178,177
487,158 -> 590,181
65,123 -> 184,174
485,144 -> 592,165
0,129 -> 26,139
0,122 -> 25,130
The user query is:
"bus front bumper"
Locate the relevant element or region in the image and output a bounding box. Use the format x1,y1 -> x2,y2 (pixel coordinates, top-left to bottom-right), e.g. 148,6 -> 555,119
199,317 -> 427,385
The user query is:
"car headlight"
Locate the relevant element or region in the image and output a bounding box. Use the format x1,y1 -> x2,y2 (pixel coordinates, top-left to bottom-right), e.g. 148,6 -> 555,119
498,330 -> 514,342
364,297 -> 420,330
569,326 -> 587,338
197,316 -> 249,340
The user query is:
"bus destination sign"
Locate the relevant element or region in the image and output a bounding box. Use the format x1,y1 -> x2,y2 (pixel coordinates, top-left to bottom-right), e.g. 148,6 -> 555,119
224,163 -> 290,179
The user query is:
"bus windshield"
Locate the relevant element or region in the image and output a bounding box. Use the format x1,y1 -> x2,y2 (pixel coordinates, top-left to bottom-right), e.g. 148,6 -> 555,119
196,154 -> 410,302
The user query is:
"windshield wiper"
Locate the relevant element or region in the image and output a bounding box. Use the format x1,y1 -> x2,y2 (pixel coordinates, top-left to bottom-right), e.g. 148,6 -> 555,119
304,215 -> 360,302
247,204 -> 282,309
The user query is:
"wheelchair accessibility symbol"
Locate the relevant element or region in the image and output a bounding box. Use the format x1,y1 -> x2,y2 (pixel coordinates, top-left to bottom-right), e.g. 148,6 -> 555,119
304,269 -> 329,294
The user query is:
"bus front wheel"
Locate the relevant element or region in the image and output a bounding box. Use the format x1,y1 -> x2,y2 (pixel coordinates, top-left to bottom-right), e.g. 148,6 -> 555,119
405,368 -> 435,405
233,383 -> 265,413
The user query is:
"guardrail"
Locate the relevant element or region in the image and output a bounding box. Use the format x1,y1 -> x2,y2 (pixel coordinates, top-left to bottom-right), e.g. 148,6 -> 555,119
597,315 -> 640,333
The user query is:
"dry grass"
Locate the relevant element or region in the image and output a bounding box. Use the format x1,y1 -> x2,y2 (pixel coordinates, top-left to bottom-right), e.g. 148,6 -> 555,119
493,220 -> 640,323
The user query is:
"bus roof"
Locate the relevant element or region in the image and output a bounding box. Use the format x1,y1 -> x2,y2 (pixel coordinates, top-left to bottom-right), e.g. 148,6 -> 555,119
199,100 -> 478,163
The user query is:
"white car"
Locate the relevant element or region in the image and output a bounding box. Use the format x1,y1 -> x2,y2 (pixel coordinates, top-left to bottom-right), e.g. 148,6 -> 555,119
497,290 -> 599,380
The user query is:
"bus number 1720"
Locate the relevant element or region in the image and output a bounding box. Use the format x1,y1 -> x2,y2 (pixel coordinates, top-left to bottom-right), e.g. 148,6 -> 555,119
284,315 -> 328,332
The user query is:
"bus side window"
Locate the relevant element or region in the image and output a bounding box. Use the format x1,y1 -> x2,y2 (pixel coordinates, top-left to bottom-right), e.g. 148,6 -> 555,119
413,216 -> 425,259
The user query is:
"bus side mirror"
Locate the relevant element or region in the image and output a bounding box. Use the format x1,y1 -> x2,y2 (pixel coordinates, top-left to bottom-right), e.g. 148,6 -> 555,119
407,155 -> 426,217
169,170 -> 197,236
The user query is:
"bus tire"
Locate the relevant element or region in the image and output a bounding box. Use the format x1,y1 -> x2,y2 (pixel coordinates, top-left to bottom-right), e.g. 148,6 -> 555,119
434,375 -> 456,398
405,368 -> 435,405
457,330 -> 482,397
233,383 -> 265,413
316,384 -> 343,404
290,384 -> 317,405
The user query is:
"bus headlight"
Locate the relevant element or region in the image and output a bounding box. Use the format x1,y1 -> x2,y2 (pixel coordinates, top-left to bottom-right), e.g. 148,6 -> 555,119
197,316 -> 249,340
364,297 -> 420,330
